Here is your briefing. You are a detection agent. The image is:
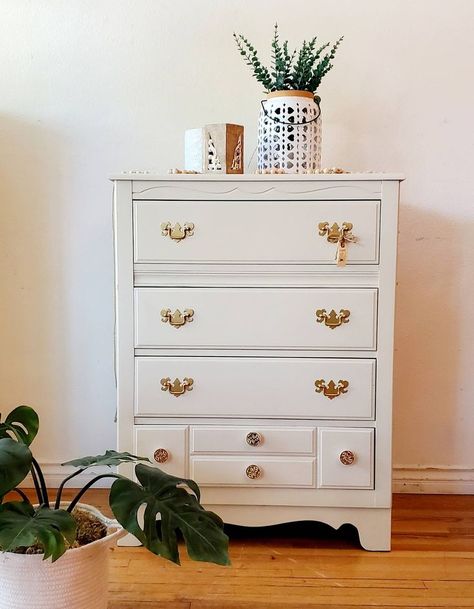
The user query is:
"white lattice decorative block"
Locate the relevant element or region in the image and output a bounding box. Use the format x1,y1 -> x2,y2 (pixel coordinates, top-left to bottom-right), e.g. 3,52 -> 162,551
258,91 -> 322,173
185,124 -> 244,174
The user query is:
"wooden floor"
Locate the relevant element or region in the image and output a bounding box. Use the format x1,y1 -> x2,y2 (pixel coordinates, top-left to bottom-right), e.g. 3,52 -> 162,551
20,491 -> 474,607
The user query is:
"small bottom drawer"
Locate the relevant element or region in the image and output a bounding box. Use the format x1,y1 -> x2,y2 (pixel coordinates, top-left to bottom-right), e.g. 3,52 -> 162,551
317,427 -> 374,489
190,456 -> 315,488
135,425 -> 187,478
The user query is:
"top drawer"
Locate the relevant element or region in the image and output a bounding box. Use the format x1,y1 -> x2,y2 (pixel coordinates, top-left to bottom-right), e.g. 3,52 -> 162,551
133,200 -> 380,264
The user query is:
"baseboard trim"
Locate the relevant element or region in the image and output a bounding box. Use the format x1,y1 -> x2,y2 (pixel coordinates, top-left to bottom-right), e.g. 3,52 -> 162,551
393,466 -> 474,494
22,463 -> 474,495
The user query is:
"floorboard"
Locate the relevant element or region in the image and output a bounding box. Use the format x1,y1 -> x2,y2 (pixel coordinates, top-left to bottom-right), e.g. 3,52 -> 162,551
14,490 -> 474,608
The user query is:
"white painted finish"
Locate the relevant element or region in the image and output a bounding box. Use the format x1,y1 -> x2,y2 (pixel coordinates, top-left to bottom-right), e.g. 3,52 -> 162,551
134,425 -> 188,478
190,426 -> 315,455
190,456 -> 316,488
133,199 -> 380,264
135,356 -> 376,419
317,427 -> 375,489
134,288 -> 378,350
114,174 -> 400,550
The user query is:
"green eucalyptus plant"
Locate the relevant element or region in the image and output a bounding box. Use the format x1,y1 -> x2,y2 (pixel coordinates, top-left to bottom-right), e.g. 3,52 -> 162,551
0,406 -> 229,565
234,23 -> 343,94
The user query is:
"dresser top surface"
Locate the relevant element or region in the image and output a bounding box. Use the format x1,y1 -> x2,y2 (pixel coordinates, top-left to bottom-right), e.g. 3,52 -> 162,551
110,172 -> 405,182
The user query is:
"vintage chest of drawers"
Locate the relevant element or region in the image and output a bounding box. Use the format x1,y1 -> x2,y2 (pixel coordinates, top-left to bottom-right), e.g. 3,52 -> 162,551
113,173 -> 402,550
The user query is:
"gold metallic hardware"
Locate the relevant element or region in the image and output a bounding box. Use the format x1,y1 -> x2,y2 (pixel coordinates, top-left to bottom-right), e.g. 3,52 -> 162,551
246,432 -> 263,447
318,222 -> 356,267
153,448 -> 170,464
318,221 -> 354,243
161,308 -> 194,328
160,377 -> 194,397
315,379 -> 349,400
316,308 -> 350,329
246,464 -> 262,480
339,450 -> 355,465
161,221 -> 195,242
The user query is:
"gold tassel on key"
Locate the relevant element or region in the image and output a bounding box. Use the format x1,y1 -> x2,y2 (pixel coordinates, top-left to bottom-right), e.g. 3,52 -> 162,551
336,240 -> 347,266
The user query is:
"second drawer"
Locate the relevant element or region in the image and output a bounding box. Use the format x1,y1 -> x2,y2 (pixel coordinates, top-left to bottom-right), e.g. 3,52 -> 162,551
135,287 -> 378,351
135,356 -> 376,419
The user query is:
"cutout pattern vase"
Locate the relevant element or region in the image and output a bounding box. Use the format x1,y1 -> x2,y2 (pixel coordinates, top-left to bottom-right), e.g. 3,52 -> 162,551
257,90 -> 321,173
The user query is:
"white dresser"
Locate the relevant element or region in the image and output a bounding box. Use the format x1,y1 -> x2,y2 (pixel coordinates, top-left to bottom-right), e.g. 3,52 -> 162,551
113,173 -> 402,551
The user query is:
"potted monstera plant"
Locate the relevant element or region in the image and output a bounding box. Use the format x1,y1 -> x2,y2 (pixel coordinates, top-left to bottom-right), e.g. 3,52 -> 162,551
0,406 -> 229,609
234,24 -> 343,173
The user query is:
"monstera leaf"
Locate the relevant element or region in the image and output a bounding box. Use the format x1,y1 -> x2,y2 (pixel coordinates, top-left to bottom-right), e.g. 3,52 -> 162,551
0,438 -> 32,498
0,502 -> 76,561
0,406 -> 39,446
63,450 -> 150,470
110,464 -> 230,566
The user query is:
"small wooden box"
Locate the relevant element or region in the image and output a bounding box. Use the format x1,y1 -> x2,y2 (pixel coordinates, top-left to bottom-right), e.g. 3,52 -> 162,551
185,124 -> 244,174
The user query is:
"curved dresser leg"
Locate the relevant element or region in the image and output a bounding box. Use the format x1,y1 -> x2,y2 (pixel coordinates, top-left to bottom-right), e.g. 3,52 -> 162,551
355,509 -> 392,551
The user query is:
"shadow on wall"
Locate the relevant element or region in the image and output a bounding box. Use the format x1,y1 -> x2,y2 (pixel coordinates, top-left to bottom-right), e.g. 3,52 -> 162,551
393,201 -> 466,467
0,115 -> 71,455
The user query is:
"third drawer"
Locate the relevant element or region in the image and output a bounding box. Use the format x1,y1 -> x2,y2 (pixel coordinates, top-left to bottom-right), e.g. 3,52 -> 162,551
135,356 -> 376,419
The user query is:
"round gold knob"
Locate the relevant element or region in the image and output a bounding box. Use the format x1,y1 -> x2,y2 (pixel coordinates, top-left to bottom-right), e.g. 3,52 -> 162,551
339,450 -> 355,465
154,448 -> 170,464
246,432 -> 263,447
245,464 -> 262,480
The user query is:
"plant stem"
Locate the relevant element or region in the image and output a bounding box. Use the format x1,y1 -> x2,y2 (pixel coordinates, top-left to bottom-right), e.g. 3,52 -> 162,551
30,465 -> 43,505
31,458 -> 49,508
54,468 -> 86,509
67,474 -> 121,513
12,488 -> 30,503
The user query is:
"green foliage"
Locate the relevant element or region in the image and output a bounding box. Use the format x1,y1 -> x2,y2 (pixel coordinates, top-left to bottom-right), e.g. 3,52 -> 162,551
0,502 -> 76,561
234,24 -> 343,94
0,405 -> 39,446
0,405 -> 230,566
110,464 -> 230,566
62,450 -> 150,470
0,438 -> 32,498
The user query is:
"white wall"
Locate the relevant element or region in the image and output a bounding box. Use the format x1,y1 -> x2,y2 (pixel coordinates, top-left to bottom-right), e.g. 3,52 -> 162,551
1,0 -> 473,491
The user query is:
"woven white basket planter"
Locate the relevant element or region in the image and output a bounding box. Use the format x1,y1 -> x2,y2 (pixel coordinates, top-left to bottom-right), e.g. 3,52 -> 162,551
257,90 -> 322,173
0,504 -> 124,609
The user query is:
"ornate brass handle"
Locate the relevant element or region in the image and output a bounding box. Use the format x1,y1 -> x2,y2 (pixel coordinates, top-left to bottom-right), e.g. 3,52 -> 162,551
160,377 -> 194,397
246,432 -> 263,447
315,379 -> 349,400
339,450 -> 355,465
154,448 -> 170,464
318,222 -> 356,266
316,308 -> 350,329
161,221 -> 195,242
246,464 -> 262,480
161,308 -> 194,328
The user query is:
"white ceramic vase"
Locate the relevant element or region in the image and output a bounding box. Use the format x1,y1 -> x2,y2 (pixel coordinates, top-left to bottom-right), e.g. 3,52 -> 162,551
257,90 -> 322,173
0,504 -> 124,609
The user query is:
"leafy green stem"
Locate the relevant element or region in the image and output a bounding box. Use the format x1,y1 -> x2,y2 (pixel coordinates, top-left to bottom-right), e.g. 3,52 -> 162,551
12,488 -> 30,503
54,468 -> 86,509
67,474 -> 122,513
30,464 -> 44,505
31,457 -> 49,508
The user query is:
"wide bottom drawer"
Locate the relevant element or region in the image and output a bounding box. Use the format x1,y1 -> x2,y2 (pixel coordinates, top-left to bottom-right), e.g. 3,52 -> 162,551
135,424 -> 374,491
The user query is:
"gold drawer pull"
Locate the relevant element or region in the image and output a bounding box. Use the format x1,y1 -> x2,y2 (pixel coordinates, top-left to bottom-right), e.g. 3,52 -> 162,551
161,308 -> 194,328
315,379 -> 349,400
154,448 -> 170,464
316,308 -> 350,329
246,464 -> 262,480
318,222 -> 356,267
339,450 -> 355,465
161,221 -> 194,242
246,432 -> 263,447
160,377 -> 194,397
